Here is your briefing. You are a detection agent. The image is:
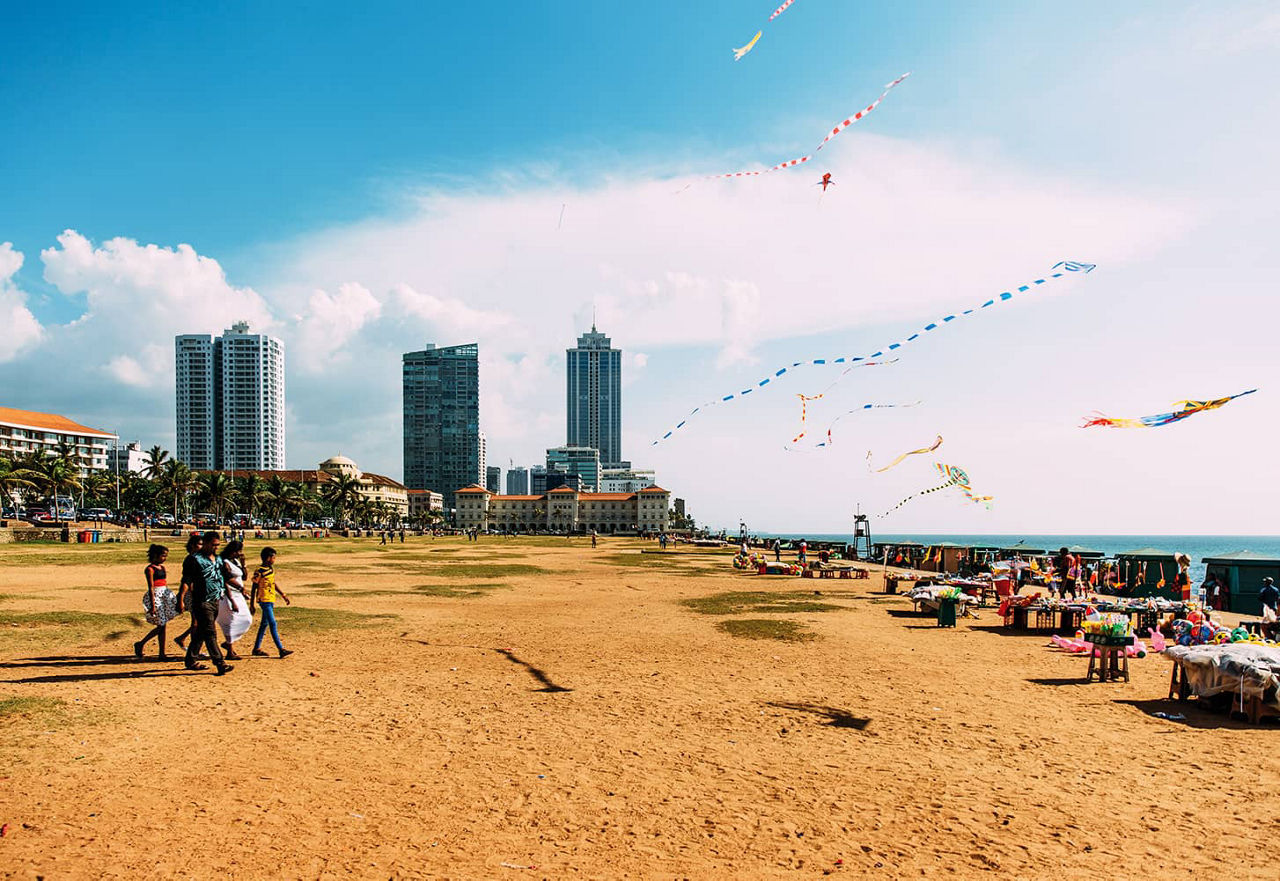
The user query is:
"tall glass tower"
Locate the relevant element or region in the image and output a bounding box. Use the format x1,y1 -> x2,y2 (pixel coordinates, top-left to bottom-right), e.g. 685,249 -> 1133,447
566,325 -> 622,467
403,343 -> 480,510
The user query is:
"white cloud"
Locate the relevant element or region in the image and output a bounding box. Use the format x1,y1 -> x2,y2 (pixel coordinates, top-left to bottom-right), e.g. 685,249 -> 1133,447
40,230 -> 275,387
0,242 -> 44,363
293,282 -> 382,372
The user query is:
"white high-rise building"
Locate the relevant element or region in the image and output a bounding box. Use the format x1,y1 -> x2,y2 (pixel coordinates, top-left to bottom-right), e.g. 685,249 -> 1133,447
175,322 -> 285,470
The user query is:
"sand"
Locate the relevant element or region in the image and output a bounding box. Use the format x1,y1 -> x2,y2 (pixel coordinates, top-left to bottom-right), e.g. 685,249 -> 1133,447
1,536 -> 1276,879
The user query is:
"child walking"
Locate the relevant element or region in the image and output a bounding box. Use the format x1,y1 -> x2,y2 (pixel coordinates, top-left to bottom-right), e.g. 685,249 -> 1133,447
250,546 -> 293,658
135,544 -> 178,658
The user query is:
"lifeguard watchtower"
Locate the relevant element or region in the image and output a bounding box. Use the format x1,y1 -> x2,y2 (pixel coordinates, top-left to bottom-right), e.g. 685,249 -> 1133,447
852,513 -> 873,561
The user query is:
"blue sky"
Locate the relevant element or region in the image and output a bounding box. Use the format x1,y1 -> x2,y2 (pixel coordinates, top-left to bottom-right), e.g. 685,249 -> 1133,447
2,1 -> 1278,533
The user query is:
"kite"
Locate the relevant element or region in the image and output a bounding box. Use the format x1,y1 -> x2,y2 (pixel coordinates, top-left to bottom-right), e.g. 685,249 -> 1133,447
733,30 -> 762,60
1081,389 -> 1257,429
867,435 -> 944,473
788,401 -> 919,449
704,73 -> 911,179
787,358 -> 898,444
769,0 -> 798,20
879,462 -> 990,519
731,1 -> 800,60
935,462 -> 993,509
815,172 -> 835,191
652,260 -> 1096,445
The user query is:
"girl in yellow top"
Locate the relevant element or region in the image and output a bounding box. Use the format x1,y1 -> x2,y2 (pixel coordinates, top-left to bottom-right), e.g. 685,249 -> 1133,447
249,546 -> 293,658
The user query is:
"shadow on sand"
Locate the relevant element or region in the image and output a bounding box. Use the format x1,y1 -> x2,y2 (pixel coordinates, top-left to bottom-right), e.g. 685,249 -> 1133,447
494,648 -> 573,693
765,701 -> 870,730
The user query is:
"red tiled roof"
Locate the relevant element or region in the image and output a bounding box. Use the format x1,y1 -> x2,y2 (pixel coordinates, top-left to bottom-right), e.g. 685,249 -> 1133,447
547,486 -> 577,494
493,494 -> 542,501
578,493 -> 637,501
638,486 -> 669,493
455,484 -> 492,494
407,488 -> 440,495
210,468 -> 406,490
0,406 -> 115,438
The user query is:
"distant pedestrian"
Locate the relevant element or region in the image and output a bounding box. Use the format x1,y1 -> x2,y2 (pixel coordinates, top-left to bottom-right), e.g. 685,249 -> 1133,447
134,544 -> 177,659
1261,577 -> 1279,619
183,531 -> 231,675
251,546 -> 293,658
774,540 -> 781,562
380,531 -> 387,545
798,540 -> 808,568
399,528 -> 405,543
591,530 -> 598,548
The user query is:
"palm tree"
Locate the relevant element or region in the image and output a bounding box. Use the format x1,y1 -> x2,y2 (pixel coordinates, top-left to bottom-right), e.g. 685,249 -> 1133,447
196,472 -> 238,524
81,471 -> 114,508
158,460 -> 197,524
321,472 -> 363,525
32,456 -> 82,523
237,473 -> 268,522
0,457 -> 38,514
141,445 -> 170,480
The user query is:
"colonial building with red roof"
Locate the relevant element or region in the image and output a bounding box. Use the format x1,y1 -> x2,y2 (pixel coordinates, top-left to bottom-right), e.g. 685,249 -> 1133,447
455,484 -> 670,533
0,405 -> 117,475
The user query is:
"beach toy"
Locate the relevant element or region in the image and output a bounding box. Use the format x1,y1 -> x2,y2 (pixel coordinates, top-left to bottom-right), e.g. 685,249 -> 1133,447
1148,629 -> 1167,652
1188,610 -> 1203,624
1231,626 -> 1250,643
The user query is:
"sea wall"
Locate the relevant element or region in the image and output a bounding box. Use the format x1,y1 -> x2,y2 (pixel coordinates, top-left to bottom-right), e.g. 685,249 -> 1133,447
0,526 -> 149,544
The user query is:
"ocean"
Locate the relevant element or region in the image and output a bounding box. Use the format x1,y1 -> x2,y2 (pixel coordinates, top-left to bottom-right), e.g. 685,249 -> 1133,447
765,534 -> 1280,585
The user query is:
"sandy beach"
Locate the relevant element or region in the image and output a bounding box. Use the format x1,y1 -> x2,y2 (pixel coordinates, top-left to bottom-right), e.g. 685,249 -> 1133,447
1,536 -> 1276,879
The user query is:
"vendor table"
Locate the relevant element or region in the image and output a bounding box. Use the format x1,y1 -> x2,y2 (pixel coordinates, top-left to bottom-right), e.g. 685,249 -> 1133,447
1084,634 -> 1133,683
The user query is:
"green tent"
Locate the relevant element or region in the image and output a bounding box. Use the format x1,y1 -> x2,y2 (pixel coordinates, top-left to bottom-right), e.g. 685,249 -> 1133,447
1202,550 -> 1280,616
1116,548 -> 1182,601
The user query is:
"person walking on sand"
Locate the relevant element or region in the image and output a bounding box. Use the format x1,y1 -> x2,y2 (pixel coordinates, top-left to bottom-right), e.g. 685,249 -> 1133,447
250,546 -> 293,658
591,530 -> 598,548
135,544 -> 178,659
183,531 -> 232,675
172,533 -> 203,654
774,540 -> 781,562
218,540 -> 253,661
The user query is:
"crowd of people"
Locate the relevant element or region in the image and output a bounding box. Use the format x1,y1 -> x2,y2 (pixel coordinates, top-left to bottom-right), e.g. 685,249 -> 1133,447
134,531 -> 292,675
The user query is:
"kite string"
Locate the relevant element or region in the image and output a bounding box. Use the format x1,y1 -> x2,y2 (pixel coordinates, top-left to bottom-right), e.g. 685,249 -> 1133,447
652,261 -> 1096,446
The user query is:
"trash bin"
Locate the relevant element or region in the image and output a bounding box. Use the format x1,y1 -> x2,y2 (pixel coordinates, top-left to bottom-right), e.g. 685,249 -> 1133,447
937,598 -> 957,628
91,530 -> 102,543
77,530 -> 91,543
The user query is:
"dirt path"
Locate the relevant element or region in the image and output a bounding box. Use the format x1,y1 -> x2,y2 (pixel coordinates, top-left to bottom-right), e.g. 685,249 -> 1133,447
1,537 -> 1275,878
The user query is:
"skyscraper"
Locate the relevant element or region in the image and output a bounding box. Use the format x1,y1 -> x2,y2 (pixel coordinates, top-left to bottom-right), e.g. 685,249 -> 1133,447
546,445 -> 601,492
485,465 -> 502,494
566,324 -> 622,467
403,342 -> 480,511
175,334 -> 216,469
175,322 -> 285,470
506,466 -> 529,495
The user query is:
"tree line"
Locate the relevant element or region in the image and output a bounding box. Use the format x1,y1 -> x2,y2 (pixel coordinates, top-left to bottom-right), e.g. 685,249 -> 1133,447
0,444 -> 434,528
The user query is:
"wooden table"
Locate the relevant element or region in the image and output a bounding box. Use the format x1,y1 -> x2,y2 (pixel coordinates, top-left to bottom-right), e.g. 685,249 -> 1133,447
1085,635 -> 1132,683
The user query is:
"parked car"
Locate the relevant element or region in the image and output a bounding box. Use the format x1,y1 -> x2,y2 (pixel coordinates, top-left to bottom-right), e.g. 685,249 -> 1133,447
84,508 -> 112,521
157,514 -> 176,526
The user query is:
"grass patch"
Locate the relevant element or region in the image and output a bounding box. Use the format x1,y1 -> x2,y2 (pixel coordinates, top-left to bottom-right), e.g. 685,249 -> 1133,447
276,606 -> 398,633
411,582 -> 511,598
0,696 -> 69,720
681,591 -> 848,616
716,619 -> 817,642
318,589 -> 409,597
0,610 -> 149,652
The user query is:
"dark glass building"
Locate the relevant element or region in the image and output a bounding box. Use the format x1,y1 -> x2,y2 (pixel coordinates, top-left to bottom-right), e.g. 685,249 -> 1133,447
403,343 -> 480,511
566,325 -> 622,467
